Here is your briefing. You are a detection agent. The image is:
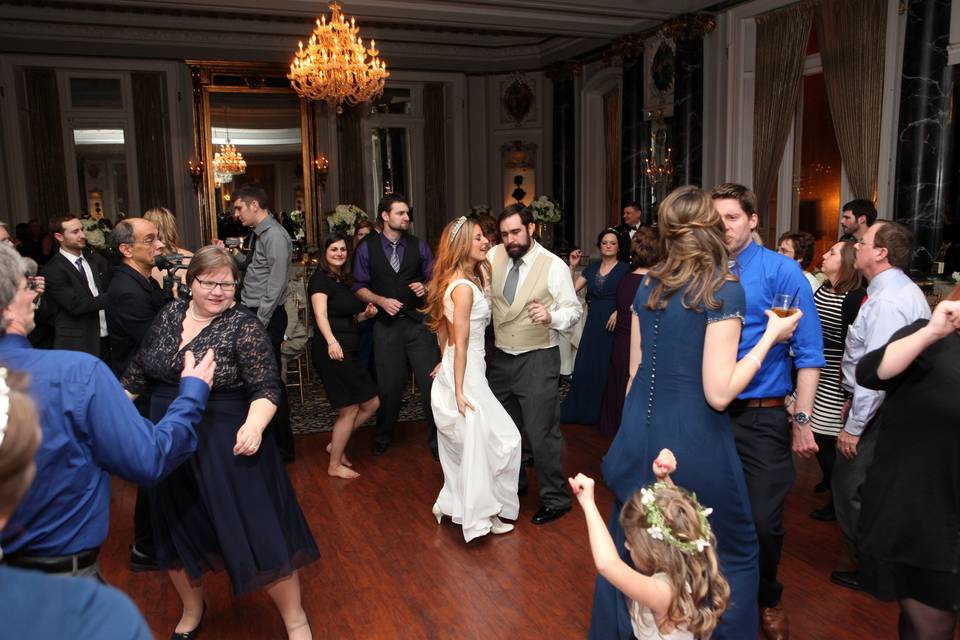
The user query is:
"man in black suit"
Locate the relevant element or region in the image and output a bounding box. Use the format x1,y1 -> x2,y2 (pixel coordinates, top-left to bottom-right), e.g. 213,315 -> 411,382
613,201 -> 644,262
40,215 -> 111,362
105,217 -> 168,571
106,218 -> 167,378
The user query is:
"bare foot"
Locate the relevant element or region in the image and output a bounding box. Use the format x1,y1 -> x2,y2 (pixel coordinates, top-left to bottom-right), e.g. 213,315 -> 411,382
328,464 -> 359,479
326,443 -> 353,467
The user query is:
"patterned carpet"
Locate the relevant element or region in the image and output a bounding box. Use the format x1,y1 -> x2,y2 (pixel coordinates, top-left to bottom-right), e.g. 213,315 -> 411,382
288,375 -> 426,434
289,367 -> 573,435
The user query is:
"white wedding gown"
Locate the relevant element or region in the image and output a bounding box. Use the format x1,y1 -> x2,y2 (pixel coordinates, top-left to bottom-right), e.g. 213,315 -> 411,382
431,278 -> 521,542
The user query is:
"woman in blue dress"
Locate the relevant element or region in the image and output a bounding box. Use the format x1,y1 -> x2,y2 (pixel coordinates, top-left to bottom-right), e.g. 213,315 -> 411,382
560,228 -> 628,425
589,186 -> 802,639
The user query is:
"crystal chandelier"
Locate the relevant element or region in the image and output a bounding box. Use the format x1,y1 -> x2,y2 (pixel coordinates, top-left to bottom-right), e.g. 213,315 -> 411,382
288,2 -> 389,113
212,142 -> 246,177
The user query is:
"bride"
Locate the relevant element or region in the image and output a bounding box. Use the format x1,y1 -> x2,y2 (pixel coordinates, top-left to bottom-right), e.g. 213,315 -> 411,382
424,216 -> 521,542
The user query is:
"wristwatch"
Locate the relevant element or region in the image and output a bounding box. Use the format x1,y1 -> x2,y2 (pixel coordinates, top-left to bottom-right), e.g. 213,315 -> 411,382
793,411 -> 810,425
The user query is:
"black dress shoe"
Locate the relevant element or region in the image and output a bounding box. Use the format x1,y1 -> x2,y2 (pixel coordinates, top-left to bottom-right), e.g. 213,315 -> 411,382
830,570 -> 863,591
129,546 -> 158,572
372,441 -> 389,456
171,602 -> 206,640
809,503 -> 836,521
532,505 -> 570,525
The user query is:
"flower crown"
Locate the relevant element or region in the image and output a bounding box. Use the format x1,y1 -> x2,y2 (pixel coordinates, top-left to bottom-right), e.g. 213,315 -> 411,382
640,482 -> 714,554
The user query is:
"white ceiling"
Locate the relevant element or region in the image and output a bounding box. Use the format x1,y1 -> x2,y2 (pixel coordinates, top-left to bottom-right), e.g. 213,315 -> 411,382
0,0 -> 722,72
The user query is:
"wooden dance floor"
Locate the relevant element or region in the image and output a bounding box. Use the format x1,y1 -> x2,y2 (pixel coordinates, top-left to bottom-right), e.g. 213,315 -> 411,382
103,421 -> 897,639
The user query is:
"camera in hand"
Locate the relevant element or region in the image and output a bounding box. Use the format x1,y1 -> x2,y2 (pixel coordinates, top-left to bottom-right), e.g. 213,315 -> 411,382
224,237 -> 242,249
155,253 -> 191,300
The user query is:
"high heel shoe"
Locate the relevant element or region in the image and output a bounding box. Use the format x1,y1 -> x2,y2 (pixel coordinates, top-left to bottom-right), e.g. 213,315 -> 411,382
171,602 -> 206,640
431,502 -> 444,524
489,516 -> 514,535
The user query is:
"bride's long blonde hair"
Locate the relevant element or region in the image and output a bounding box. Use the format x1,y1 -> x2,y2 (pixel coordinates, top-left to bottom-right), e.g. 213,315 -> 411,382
423,217 -> 489,334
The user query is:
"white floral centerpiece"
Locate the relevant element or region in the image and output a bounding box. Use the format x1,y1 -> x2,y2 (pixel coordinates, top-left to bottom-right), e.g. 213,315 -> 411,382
531,195 -> 562,224
80,217 -> 107,251
952,271 -> 960,283
326,204 -> 367,236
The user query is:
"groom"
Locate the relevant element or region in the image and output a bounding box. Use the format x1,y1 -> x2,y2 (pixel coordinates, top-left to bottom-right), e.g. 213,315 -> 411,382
487,204 -> 582,524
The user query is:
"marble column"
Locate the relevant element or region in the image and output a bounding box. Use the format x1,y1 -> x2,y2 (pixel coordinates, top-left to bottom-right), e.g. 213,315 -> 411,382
894,0 -> 952,269
671,37 -> 704,189
620,56 -> 653,224
551,75 -> 577,249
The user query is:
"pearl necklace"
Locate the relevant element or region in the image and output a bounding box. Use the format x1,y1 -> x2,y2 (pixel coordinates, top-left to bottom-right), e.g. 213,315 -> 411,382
187,304 -> 219,324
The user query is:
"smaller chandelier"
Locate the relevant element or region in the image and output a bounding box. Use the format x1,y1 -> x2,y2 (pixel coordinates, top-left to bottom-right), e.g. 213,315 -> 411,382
212,141 -> 246,177
288,2 -> 389,113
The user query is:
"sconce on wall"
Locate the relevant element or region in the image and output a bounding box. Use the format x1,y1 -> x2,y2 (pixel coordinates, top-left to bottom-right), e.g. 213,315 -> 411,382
188,159 -> 205,192
313,154 -> 329,191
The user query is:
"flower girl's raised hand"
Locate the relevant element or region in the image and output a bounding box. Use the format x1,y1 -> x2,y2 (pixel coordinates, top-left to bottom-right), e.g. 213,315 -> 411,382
568,473 -> 596,507
652,448 -> 677,481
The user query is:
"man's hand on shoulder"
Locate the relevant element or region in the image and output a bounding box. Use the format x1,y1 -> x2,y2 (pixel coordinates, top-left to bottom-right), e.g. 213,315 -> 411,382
181,349 -> 216,388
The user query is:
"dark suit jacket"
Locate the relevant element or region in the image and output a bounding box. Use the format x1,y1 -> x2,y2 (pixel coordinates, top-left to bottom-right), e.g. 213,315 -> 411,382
106,263 -> 169,378
40,250 -> 111,357
613,223 -> 641,262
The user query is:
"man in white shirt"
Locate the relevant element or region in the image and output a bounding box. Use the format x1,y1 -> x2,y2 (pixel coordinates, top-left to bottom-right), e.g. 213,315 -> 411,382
486,204 -> 582,524
831,220 -> 930,591
40,215 -> 111,362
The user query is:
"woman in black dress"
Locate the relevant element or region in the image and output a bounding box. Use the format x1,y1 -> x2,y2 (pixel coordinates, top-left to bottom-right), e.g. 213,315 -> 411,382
123,246 -> 318,640
856,292 -> 960,639
309,235 -> 379,479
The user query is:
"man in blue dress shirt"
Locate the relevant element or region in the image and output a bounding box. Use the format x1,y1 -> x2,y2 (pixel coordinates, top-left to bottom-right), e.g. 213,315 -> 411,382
712,184 -> 825,640
0,244 -> 215,580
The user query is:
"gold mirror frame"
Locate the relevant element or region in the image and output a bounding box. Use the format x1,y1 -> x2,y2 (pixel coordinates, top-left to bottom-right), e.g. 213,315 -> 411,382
188,60 -> 318,247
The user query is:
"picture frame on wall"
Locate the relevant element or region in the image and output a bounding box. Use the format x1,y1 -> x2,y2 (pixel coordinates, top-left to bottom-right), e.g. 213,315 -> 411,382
643,36 -> 676,120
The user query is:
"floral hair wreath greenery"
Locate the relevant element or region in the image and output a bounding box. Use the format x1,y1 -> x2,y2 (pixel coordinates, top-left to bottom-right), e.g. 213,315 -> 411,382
326,204 -> 368,236
640,482 -> 714,554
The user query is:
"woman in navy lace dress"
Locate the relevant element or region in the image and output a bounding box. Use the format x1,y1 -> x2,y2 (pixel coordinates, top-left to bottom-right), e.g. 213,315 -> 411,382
124,246 -> 318,640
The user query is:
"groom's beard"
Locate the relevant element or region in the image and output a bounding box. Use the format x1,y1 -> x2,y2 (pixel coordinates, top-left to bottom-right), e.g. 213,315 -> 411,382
505,239 -> 530,260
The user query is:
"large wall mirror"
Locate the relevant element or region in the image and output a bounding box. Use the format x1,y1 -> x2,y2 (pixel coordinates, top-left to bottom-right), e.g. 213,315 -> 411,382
190,61 -> 317,247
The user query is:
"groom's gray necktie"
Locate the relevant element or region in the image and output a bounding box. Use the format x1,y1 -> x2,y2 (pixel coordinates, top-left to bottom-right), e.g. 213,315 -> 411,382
503,258 -> 522,305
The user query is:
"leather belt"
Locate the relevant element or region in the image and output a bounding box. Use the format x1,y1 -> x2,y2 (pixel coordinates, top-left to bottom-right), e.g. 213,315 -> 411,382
4,548 -> 100,574
729,397 -> 785,410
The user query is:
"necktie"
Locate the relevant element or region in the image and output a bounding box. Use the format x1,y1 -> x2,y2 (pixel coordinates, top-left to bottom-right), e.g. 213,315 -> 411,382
503,259 -> 521,304
75,257 -> 86,279
389,241 -> 401,272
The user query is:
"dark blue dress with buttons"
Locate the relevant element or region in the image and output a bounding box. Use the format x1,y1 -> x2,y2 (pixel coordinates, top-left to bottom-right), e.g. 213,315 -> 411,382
589,278 -> 759,640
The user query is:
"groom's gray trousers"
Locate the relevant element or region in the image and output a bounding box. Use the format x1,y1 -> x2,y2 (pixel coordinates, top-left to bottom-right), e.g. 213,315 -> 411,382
487,345 -> 571,511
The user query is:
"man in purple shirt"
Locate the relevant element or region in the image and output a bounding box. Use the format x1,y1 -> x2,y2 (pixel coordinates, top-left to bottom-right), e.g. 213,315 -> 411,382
353,194 -> 439,457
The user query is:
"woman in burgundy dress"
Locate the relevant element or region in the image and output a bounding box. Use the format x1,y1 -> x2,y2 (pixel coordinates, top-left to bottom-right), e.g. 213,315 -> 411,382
598,227 -> 660,437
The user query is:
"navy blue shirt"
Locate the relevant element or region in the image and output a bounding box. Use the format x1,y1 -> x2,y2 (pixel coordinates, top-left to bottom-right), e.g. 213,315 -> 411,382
0,565 -> 151,639
733,241 -> 825,399
0,334 -> 209,556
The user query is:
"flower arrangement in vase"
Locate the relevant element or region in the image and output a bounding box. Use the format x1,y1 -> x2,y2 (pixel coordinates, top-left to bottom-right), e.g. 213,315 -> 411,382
531,195 -> 562,249
326,204 -> 368,236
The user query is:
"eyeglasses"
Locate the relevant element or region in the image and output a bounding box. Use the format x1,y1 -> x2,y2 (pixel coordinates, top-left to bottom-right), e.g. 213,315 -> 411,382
24,276 -> 38,291
195,278 -> 237,291
128,235 -> 160,246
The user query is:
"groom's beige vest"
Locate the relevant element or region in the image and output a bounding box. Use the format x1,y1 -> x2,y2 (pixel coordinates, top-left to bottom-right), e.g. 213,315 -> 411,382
490,246 -> 555,351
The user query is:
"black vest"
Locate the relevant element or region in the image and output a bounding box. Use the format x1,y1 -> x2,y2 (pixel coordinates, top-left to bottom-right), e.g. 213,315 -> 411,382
366,232 -> 426,323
